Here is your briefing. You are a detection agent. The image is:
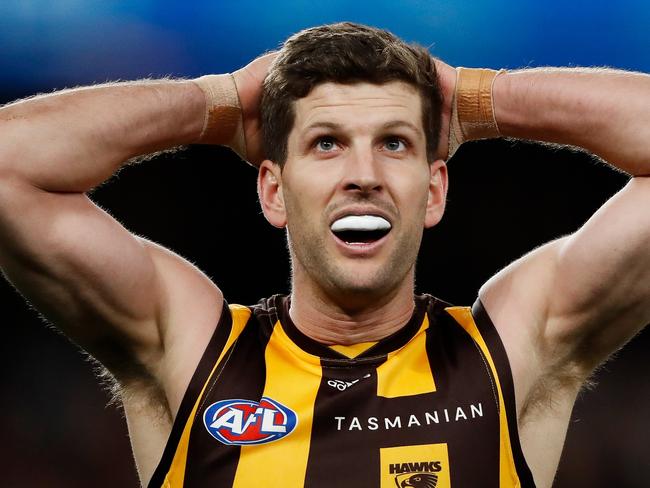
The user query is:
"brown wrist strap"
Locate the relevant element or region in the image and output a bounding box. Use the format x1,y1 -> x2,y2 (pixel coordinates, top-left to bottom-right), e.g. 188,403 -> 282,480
447,67 -> 505,160
192,74 -> 247,160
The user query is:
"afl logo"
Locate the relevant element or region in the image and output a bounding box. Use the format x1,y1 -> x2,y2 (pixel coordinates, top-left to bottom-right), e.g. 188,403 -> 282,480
203,397 -> 298,445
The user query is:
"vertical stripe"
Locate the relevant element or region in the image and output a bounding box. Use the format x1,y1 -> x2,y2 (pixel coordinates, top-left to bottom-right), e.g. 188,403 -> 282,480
303,360 -> 383,486
472,300 -> 536,487
232,319 -> 323,488
445,306 -> 521,488
162,305 -> 251,488
424,306 -> 500,486
376,315 -> 437,398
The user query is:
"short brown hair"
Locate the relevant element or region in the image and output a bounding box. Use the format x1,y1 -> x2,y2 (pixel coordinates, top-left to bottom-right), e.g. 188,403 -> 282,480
260,22 -> 443,166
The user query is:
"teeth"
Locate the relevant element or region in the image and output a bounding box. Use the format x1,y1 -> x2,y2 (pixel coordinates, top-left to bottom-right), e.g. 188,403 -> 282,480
330,215 -> 391,232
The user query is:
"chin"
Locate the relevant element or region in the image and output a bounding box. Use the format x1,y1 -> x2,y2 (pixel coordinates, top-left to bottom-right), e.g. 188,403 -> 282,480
289,228 -> 419,303
324,265 -> 409,301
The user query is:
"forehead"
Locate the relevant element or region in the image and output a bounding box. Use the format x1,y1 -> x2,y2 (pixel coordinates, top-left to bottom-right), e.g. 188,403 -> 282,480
291,81 -> 423,134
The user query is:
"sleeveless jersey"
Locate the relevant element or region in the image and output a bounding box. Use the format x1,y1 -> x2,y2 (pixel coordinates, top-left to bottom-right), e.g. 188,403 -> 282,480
148,294 -> 536,487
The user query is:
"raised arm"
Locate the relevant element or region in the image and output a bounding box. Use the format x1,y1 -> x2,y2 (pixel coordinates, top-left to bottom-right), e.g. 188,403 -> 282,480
476,67 -> 650,391
435,64 -> 650,487
496,68 -> 650,174
0,79 -> 207,369
0,54 -> 273,391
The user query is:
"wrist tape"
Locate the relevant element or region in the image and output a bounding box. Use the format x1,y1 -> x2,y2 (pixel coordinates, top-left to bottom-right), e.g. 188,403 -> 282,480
447,67 -> 505,160
192,74 -> 247,160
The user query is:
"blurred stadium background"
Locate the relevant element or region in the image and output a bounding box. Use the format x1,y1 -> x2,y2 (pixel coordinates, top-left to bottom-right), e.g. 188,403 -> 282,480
0,1 -> 648,487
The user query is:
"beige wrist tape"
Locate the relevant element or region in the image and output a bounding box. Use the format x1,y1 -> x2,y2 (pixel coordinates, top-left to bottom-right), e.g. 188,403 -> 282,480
192,74 -> 247,159
447,67 -> 505,160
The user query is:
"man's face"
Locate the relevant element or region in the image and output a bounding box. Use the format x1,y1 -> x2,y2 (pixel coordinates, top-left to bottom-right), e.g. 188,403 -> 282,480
259,81 -> 447,301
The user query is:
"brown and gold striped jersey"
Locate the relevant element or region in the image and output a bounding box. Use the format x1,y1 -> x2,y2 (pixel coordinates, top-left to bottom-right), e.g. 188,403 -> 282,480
149,295 -> 535,487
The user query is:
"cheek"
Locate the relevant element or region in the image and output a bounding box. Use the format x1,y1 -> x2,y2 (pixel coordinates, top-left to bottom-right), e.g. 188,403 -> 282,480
283,167 -> 335,213
283,184 -> 325,235
395,168 -> 431,208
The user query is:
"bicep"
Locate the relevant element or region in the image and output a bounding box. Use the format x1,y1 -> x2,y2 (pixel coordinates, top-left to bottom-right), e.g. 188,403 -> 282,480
548,176 -> 650,364
0,179 -> 163,359
482,176 -> 650,376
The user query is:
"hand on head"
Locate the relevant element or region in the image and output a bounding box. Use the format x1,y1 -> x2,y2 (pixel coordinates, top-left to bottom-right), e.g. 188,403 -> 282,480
430,57 -> 457,161
232,52 -> 278,166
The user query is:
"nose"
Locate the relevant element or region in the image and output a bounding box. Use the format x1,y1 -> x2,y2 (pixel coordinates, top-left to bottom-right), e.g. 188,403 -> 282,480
340,144 -> 383,194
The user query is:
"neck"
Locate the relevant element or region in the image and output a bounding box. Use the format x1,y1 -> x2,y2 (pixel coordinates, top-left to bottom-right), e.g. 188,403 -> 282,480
288,272 -> 416,346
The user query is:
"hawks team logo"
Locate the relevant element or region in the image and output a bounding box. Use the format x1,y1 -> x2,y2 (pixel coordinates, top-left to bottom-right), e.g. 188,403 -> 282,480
203,397 -> 298,445
390,461 -> 442,487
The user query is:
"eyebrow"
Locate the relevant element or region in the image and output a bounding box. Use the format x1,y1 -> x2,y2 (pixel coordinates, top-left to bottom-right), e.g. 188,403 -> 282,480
303,121 -> 342,132
380,120 -> 423,136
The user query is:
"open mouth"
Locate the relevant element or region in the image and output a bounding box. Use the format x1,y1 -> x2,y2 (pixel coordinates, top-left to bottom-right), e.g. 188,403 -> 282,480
330,215 -> 391,244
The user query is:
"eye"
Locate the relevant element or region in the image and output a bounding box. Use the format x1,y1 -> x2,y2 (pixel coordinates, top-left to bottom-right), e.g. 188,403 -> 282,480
383,137 -> 407,152
315,136 -> 339,152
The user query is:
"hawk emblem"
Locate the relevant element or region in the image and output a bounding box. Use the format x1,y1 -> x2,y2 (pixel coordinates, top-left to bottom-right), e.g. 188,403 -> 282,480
395,472 -> 438,488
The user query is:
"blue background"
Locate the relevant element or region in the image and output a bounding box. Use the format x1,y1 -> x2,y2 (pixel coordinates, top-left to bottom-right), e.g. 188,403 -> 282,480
2,0 -> 649,92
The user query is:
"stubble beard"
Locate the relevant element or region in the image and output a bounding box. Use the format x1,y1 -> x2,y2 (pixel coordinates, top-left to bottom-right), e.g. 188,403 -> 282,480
287,217 -> 423,303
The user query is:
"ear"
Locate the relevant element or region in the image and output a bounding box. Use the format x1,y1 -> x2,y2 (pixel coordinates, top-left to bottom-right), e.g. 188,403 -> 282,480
424,159 -> 449,228
258,160 -> 287,228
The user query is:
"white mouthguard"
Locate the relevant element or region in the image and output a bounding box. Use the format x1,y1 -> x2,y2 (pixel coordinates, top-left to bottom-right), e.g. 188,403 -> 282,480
330,215 -> 391,232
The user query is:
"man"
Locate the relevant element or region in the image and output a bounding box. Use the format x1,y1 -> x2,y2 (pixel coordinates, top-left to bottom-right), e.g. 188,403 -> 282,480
0,21 -> 648,487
